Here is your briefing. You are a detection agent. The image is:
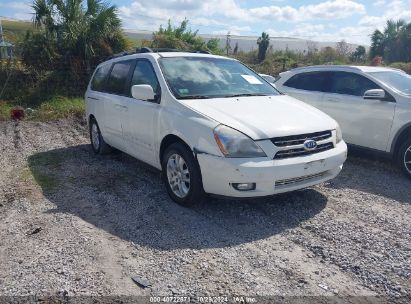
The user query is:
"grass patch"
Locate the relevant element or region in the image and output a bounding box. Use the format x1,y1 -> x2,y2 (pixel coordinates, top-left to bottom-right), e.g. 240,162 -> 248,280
31,151 -> 65,168
26,151 -> 67,192
20,167 -> 59,192
34,173 -> 59,191
0,100 -> 13,121
0,96 -> 85,121
20,167 -> 34,183
28,96 -> 85,121
2,19 -> 33,33
2,19 -> 34,44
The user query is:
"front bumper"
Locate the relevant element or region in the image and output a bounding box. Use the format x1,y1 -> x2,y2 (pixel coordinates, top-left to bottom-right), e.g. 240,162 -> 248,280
197,141 -> 347,198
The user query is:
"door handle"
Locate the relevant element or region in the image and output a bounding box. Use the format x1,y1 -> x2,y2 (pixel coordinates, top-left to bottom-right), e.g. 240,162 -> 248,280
115,104 -> 128,110
326,97 -> 340,102
87,96 -> 99,101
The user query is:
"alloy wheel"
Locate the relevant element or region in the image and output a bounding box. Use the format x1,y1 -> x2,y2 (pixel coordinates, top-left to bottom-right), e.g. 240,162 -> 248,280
166,153 -> 191,198
404,144 -> 411,174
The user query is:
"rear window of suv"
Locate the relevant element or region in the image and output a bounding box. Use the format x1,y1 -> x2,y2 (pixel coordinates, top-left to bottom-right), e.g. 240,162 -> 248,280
283,71 -> 328,92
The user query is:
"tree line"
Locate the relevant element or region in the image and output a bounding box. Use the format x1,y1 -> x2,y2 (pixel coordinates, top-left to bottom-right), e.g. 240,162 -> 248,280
370,19 -> 411,63
1,0 -> 411,106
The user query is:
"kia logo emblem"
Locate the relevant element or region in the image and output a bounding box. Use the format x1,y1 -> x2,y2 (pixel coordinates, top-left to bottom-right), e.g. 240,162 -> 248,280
303,139 -> 317,151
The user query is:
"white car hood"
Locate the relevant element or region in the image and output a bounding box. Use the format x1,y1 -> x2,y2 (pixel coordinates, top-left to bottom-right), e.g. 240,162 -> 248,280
183,95 -> 337,140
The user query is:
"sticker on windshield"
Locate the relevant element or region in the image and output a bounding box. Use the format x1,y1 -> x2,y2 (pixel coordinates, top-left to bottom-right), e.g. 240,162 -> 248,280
241,74 -> 263,84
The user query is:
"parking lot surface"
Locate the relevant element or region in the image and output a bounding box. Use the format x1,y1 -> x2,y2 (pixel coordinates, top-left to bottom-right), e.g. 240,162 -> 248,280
0,119 -> 409,300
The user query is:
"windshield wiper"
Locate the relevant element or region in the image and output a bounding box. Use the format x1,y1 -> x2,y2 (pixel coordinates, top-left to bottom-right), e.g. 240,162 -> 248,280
222,93 -> 270,98
177,95 -> 215,100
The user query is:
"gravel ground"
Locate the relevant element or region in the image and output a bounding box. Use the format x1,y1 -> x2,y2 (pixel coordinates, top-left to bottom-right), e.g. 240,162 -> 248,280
0,119 -> 410,302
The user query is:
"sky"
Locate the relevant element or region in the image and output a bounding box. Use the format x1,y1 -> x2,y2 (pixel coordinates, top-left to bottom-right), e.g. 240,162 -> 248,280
1,0 -> 411,45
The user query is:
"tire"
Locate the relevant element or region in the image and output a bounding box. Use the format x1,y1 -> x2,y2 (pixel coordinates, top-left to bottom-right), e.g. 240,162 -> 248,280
89,118 -> 112,155
397,137 -> 411,179
162,142 -> 205,206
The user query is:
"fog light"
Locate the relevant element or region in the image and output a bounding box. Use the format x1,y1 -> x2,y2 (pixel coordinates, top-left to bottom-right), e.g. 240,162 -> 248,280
231,183 -> 256,191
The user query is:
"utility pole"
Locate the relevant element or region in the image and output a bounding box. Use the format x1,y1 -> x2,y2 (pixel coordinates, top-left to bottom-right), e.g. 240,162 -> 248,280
226,31 -> 231,56
0,18 -> 4,43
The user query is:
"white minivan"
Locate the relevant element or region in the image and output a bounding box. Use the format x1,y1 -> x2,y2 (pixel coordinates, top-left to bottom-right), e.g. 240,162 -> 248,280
85,49 -> 347,206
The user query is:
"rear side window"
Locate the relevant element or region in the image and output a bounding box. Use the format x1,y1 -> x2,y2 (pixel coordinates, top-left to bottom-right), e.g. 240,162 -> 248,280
130,60 -> 160,95
105,61 -> 134,95
283,72 -> 328,92
329,72 -> 380,96
91,64 -> 111,92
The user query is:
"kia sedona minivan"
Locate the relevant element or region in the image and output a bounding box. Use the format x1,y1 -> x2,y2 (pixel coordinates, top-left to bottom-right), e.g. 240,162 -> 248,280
85,49 -> 347,206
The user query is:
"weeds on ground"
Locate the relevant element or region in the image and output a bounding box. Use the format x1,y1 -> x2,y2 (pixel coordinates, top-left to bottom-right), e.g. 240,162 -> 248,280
0,96 -> 85,121
25,151 -> 67,192
0,100 -> 13,121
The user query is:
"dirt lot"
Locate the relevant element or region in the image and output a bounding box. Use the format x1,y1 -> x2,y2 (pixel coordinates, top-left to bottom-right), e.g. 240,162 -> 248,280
0,119 -> 410,301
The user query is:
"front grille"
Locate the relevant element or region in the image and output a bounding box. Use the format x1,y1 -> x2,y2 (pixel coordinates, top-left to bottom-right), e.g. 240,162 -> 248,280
274,142 -> 334,159
271,130 -> 332,147
275,171 -> 328,187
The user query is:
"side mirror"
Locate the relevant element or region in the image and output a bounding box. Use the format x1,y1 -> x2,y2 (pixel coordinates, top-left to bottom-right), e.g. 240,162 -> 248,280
363,89 -> 385,100
131,84 -> 155,101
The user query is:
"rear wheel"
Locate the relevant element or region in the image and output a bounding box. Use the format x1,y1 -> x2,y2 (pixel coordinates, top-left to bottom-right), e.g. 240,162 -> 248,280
397,137 -> 411,179
89,118 -> 112,155
162,142 -> 204,206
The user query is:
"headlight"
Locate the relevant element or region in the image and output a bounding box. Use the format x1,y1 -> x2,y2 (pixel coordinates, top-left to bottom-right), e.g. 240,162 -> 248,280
213,125 -> 266,158
336,124 -> 343,143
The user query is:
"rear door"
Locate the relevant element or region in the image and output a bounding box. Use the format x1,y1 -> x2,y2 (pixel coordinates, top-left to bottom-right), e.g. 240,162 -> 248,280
102,60 -> 134,151
322,71 -> 395,150
280,71 -> 328,109
122,59 -> 162,167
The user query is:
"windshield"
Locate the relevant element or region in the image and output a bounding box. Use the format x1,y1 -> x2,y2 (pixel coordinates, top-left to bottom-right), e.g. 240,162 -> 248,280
159,57 -> 279,99
368,71 -> 411,95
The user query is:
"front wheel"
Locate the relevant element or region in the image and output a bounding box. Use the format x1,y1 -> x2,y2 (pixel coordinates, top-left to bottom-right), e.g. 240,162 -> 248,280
162,142 -> 205,207
397,137 -> 411,179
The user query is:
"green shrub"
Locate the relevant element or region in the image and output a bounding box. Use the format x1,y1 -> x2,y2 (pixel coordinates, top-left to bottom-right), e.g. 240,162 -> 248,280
389,62 -> 411,74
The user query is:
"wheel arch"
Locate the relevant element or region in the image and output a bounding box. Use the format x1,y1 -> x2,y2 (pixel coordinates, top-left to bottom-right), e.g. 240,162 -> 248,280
159,134 -> 192,166
391,123 -> 411,158
88,114 -> 96,125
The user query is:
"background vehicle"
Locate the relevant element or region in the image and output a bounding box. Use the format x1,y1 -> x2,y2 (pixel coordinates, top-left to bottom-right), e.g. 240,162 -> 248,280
275,65 -> 411,178
259,73 -> 277,85
86,49 -> 347,206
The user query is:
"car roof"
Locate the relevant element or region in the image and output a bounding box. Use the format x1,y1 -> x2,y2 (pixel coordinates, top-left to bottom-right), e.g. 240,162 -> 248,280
98,51 -> 234,67
286,65 -> 404,74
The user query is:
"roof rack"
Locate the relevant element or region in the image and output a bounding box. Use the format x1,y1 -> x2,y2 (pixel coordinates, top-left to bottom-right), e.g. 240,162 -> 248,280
107,48 -> 211,60
136,47 -> 210,54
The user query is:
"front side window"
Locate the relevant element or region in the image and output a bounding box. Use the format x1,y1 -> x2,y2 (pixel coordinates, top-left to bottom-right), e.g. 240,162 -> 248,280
283,72 -> 328,92
329,72 -> 380,97
105,61 -> 134,95
367,71 -> 411,96
159,57 -> 279,99
130,60 -> 160,95
91,64 -> 111,92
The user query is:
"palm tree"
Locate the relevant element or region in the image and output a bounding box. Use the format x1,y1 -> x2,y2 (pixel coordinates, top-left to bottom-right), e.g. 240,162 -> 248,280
383,19 -> 406,62
370,29 -> 384,59
369,19 -> 411,63
398,22 -> 411,62
30,0 -> 126,68
257,32 -> 270,63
